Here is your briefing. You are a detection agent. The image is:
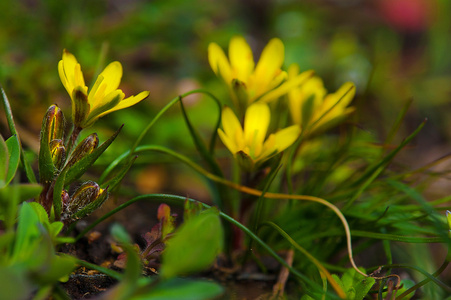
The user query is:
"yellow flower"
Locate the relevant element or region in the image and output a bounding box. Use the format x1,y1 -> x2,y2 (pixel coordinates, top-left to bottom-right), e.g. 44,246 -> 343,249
208,36 -> 313,107
288,64 -> 355,134
218,103 -> 301,171
58,49 -> 150,128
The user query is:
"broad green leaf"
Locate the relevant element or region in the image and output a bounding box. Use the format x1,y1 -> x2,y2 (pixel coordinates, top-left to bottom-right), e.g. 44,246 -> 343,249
5,135 -> 20,185
0,134 -> 8,188
11,202 -> 41,263
332,268 -> 375,300
160,208 -> 223,279
0,266 -> 33,300
133,278 -> 223,300
33,254 -> 76,285
28,202 -> 72,244
0,184 -> 43,204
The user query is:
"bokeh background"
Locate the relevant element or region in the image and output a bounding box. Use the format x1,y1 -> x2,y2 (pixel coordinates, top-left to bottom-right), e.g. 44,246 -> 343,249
1,0 -> 450,202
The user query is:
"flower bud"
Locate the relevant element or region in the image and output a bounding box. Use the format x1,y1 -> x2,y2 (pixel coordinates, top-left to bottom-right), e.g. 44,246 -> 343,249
41,104 -> 65,144
39,105 -> 66,183
63,181 -> 109,223
65,133 -> 99,168
49,139 -> 66,169
66,181 -> 103,213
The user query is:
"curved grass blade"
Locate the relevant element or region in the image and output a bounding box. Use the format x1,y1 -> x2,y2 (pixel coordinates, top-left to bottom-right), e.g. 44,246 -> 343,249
89,144 -> 366,279
101,155 -> 137,192
343,119 -> 426,210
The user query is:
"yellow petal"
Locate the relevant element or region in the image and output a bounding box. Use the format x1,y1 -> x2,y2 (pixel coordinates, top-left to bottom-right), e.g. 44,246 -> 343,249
271,125 -> 301,152
208,43 -> 233,85
321,82 -> 355,113
218,128 -> 239,154
221,106 -> 243,143
335,82 -> 356,107
99,61 -> 123,95
259,70 -> 314,103
58,60 -> 71,95
287,63 -> 300,78
229,36 -> 254,81
253,38 -> 284,89
266,70 -> 287,91
96,90 -> 149,118
244,103 -> 270,155
59,50 -> 86,95
83,90 -> 123,127
88,74 -> 106,106
259,134 -> 277,159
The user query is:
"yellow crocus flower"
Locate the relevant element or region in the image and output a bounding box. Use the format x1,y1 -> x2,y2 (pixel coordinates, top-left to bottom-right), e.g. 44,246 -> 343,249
208,36 -> 313,107
58,49 -> 150,128
288,64 -> 355,135
218,103 -> 301,171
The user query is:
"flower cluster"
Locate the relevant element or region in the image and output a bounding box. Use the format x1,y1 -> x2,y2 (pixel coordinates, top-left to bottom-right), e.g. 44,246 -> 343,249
38,50 -> 150,223
209,36 -> 356,171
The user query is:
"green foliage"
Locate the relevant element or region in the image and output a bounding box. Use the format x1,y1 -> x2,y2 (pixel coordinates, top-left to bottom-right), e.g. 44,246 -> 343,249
0,134 -> 20,188
331,268 -> 376,300
132,278 -> 224,300
107,223 -> 223,300
2,4 -> 451,297
160,207 -> 223,279
0,202 -> 76,300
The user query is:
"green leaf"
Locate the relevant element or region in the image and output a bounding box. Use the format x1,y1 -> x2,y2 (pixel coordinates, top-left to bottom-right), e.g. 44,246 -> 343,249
5,135 -> 20,185
160,208 -> 223,279
11,202 -> 41,263
133,278 -> 223,300
0,266 -> 33,300
332,268 -> 375,300
0,184 -> 42,227
34,254 -> 76,285
0,184 -> 43,204
63,125 -> 122,185
0,135 -> 8,188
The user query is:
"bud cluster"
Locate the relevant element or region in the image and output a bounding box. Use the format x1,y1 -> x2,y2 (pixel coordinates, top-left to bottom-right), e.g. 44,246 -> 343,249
38,104 -> 110,224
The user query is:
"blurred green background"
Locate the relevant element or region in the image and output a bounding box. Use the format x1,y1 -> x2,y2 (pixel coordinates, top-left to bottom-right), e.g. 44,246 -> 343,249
1,0 -> 451,198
